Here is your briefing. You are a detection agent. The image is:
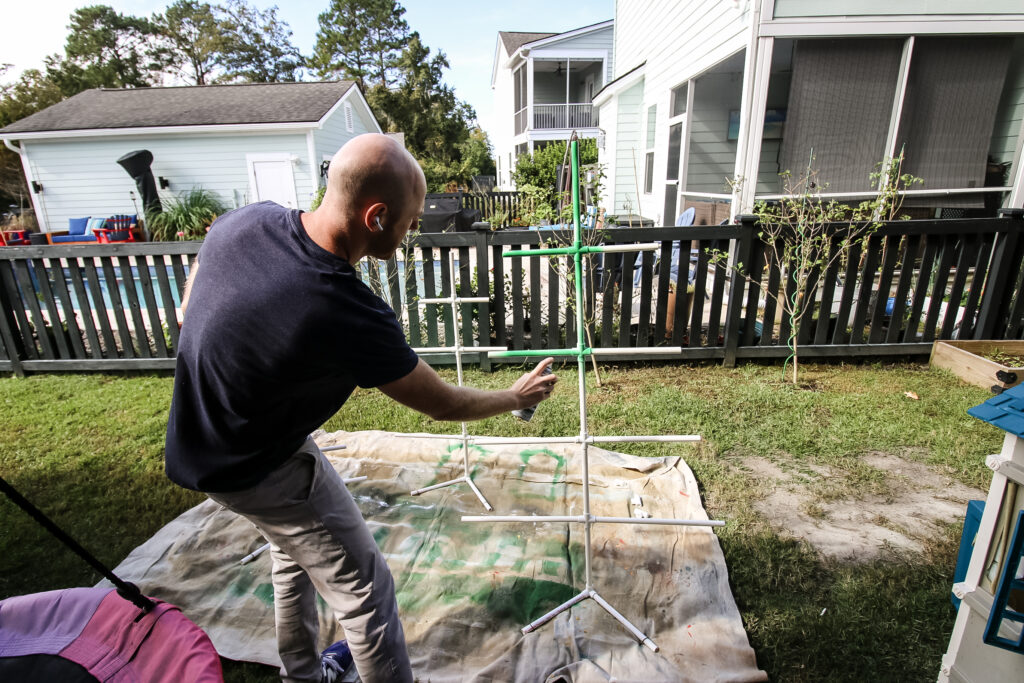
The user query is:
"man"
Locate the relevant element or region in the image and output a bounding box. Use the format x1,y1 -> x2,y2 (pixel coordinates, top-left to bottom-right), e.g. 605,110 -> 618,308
165,133 -> 557,683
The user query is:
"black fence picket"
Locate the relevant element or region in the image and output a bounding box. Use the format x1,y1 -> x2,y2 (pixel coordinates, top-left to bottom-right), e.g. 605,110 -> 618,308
2,213 -> 1024,374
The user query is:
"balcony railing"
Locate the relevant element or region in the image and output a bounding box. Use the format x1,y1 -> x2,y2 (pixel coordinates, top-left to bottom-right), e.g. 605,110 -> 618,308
533,103 -> 595,129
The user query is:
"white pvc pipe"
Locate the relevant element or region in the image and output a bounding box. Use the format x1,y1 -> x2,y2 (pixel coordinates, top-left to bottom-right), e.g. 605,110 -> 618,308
486,347 -> 685,358
410,477 -> 464,496
406,254 -> 495,512
590,347 -> 683,355
463,514 -> 583,523
462,514 -> 723,527
413,346 -> 507,354
521,589 -> 592,634
419,296 -> 491,304
585,435 -> 699,444
592,516 -> 724,527
591,591 -> 659,652
593,242 -> 661,253
321,444 -> 347,452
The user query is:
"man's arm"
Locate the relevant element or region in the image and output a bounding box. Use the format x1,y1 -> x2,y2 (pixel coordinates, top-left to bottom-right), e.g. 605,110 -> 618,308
180,259 -> 199,318
378,357 -> 557,422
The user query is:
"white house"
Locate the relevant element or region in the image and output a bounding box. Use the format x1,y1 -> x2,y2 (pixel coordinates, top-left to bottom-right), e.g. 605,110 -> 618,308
595,1 -> 1024,226
490,20 -> 614,190
0,81 -> 380,233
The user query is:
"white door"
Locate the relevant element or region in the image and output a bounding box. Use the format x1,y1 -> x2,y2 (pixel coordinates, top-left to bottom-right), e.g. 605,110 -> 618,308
246,154 -> 299,208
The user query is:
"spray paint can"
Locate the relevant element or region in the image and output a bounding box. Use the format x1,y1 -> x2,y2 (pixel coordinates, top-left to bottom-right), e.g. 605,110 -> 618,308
511,364 -> 553,422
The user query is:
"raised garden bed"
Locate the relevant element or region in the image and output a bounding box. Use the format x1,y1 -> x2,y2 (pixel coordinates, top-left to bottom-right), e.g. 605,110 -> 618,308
930,340 -> 1024,392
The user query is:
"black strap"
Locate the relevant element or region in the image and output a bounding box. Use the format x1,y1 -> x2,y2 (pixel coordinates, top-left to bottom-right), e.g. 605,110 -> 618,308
0,475 -> 155,613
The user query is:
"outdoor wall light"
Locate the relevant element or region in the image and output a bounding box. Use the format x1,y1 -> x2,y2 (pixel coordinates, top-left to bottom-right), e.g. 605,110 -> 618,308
30,181 -> 42,193
158,176 -> 170,189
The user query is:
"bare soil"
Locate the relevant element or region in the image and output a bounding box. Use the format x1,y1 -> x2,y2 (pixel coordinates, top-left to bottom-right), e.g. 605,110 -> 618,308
734,452 -> 984,561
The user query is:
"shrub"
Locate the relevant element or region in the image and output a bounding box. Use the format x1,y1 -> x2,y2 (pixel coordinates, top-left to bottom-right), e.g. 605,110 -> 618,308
147,188 -> 226,241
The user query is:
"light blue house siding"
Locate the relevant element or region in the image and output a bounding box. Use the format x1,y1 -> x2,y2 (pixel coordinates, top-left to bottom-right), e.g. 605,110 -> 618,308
24,132 -> 314,232
22,90 -> 381,233
312,95 -> 381,175
613,80 -> 645,215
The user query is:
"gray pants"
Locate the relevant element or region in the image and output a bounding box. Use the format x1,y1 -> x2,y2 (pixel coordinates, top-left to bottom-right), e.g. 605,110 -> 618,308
208,438 -> 413,683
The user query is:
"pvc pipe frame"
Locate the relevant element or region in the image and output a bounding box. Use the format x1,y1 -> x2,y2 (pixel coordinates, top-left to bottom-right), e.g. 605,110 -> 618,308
406,253 -> 502,511
456,139 -> 715,651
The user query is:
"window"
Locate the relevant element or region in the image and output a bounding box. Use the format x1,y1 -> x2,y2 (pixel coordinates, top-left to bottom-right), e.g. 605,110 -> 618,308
670,83 -> 688,117
644,105 -> 657,194
666,123 -> 682,182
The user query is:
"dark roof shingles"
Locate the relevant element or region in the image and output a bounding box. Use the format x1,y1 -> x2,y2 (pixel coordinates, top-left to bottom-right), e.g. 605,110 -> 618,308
498,32 -> 557,56
0,81 -> 355,134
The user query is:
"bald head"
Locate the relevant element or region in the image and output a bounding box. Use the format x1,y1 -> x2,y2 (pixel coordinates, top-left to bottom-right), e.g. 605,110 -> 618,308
325,133 -> 425,219
303,133 -> 426,262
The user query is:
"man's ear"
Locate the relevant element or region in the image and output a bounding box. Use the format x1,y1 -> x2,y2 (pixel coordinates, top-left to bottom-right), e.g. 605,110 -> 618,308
363,203 -> 387,232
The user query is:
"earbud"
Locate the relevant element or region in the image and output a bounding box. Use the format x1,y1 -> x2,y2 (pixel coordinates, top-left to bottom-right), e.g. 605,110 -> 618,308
374,216 -> 384,232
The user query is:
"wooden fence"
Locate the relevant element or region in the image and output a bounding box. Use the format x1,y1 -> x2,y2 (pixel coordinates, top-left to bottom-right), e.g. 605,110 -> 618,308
460,192 -> 524,228
2,214 -> 1023,375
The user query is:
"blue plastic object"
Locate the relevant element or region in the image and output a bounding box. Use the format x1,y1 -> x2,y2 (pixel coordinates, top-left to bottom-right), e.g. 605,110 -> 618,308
952,500 -> 985,609
968,383 -> 1024,439
983,509 -> 1024,653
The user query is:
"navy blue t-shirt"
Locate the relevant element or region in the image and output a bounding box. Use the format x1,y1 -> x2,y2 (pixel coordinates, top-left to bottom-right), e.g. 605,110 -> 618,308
165,201 -> 419,492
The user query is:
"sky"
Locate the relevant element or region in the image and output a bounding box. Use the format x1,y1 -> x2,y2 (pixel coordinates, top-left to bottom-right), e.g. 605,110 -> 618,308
0,0 -> 615,140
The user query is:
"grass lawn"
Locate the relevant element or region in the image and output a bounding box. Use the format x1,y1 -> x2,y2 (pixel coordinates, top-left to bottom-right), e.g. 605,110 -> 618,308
0,362 -> 1001,682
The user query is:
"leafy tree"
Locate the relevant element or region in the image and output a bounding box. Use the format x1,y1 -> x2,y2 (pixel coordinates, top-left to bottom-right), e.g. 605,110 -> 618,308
512,138 -> 599,190
54,5 -> 159,94
151,0 -> 224,85
218,0 -> 303,83
311,0 -> 409,88
0,66 -> 65,209
367,33 -> 479,191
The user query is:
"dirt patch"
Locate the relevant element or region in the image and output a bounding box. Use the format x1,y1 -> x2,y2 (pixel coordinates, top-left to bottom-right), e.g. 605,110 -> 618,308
734,452 -> 984,561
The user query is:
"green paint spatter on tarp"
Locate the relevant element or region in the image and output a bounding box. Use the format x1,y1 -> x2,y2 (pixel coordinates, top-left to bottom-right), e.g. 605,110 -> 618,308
253,582 -> 274,606
518,448 -> 566,501
541,560 -> 564,576
470,576 -> 577,624
372,525 -> 390,547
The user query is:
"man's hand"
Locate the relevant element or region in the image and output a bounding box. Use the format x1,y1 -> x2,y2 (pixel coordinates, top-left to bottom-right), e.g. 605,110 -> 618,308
379,357 -> 558,422
510,358 -> 558,409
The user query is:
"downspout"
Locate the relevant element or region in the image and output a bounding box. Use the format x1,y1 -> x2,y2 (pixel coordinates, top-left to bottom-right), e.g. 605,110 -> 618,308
3,138 -> 49,232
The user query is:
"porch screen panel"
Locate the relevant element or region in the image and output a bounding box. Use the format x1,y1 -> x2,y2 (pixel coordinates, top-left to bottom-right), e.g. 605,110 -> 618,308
779,39 -> 903,192
896,36 -> 1013,207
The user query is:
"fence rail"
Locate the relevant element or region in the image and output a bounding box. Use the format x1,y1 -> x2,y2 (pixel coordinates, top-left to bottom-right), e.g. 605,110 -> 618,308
2,216 -> 1023,375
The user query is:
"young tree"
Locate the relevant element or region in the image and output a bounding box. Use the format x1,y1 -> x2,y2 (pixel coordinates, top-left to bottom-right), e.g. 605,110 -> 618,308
218,0 -> 303,83
311,0 -> 409,88
150,0 -> 224,85
717,154 -> 921,385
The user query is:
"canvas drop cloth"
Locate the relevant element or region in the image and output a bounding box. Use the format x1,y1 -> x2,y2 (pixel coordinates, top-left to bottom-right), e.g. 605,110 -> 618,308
108,430 -> 766,682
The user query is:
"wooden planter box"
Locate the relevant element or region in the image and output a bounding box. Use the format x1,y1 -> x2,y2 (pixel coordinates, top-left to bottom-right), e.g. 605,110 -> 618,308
930,341 -> 1024,392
